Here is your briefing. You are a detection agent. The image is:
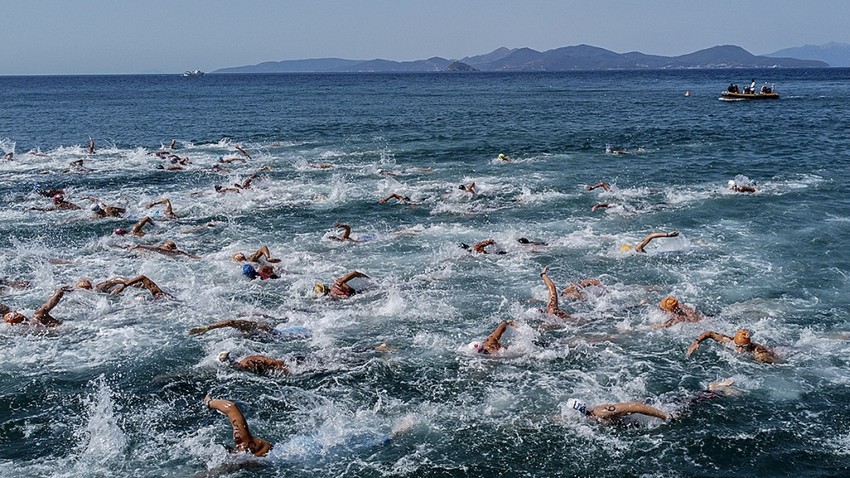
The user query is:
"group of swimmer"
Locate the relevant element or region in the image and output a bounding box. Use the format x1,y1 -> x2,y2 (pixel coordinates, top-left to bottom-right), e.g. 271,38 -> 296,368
3,140 -> 777,460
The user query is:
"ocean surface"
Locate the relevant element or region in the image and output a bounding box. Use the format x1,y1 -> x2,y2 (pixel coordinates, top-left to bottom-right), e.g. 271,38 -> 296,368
1,69 -> 850,477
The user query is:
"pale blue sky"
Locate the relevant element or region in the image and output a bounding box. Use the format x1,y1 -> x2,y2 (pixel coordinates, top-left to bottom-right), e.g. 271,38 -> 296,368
3,0 -> 847,75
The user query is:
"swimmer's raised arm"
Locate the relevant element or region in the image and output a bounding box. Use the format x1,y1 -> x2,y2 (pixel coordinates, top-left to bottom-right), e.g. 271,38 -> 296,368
190,319 -> 274,335
589,402 -> 669,421
634,231 -> 679,253
585,182 -> 611,192
204,395 -> 271,456
145,198 -> 178,219
248,245 -> 281,263
686,330 -> 732,356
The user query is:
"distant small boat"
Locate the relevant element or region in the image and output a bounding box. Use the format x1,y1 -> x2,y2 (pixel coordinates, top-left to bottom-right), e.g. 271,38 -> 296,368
182,69 -> 205,77
719,83 -> 779,101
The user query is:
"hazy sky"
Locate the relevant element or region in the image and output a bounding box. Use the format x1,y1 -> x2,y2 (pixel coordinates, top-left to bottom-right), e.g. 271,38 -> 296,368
3,0 -> 847,75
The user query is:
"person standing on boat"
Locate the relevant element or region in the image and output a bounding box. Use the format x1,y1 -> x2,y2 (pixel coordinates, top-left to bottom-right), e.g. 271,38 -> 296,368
748,79 -> 756,94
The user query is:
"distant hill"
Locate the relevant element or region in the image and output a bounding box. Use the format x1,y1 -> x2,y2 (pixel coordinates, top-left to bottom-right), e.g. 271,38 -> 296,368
766,42 -> 850,67
211,44 -> 828,74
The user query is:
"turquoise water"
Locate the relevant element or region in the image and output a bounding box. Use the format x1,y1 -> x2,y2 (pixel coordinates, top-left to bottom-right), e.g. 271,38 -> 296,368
1,69 -> 850,477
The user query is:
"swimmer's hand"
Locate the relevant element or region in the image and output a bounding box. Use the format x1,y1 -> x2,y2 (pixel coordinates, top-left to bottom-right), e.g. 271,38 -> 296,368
203,393 -> 212,408
189,326 -> 210,335
667,231 -> 680,237
686,340 -> 700,356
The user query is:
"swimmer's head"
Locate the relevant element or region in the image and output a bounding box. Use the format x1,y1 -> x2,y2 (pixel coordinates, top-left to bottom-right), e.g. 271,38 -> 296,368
498,153 -> 506,160
458,184 -> 466,190
468,341 -> 482,352
314,283 -> 328,295
518,237 -> 530,244
3,312 -> 26,324
162,240 -> 177,250
620,244 -> 633,252
734,329 -> 752,346
90,203 -> 102,212
231,252 -> 247,262
566,398 -> 587,414
52,194 -> 64,203
76,279 -> 93,290
218,351 -> 232,363
727,180 -> 737,189
660,296 -> 679,312
113,228 -> 128,236
242,264 -> 258,280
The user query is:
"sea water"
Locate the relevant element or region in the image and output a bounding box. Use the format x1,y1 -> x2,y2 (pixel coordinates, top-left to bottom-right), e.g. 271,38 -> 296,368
1,69 -> 849,477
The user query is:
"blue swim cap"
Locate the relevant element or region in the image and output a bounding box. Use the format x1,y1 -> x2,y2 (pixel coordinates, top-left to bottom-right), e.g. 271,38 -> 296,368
242,264 -> 258,279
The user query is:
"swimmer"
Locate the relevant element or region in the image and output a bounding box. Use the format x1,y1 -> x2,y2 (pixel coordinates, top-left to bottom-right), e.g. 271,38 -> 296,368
460,239 -> 504,254
31,194 -> 81,211
498,153 -> 511,162
114,216 -> 155,237
219,351 -> 289,376
653,296 -> 703,328
232,246 -> 281,264
470,320 -> 518,355
67,159 -> 91,172
622,231 -> 679,253
314,270 -> 369,299
591,203 -> 610,212
88,137 -> 95,154
561,278 -> 603,301
585,181 -> 611,192
458,181 -> 477,195
241,264 -> 280,280
330,223 -> 362,242
0,278 -> 31,292
564,379 -> 735,426
237,167 -> 269,190
215,184 -> 241,194
76,275 -> 171,299
686,329 -> 777,364
81,197 -> 126,218
3,151 -> 12,160
517,237 -> 547,246
3,286 -> 72,328
235,145 -> 252,160
540,266 -> 572,320
190,319 -> 276,336
204,395 -> 272,457
130,240 -> 200,259
728,180 -> 756,193
378,193 -> 412,204
145,198 -> 178,219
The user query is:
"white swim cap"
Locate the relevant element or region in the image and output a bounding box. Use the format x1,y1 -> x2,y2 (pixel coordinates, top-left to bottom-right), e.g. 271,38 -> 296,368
218,351 -> 231,362
727,180 -> 736,188
468,341 -> 482,352
566,398 -> 586,413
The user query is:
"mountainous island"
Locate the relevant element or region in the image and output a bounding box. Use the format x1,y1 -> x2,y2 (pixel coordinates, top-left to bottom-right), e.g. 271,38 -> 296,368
212,44 -> 830,74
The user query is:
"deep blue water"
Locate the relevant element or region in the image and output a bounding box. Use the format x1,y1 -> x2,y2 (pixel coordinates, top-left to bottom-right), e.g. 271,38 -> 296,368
1,69 -> 850,477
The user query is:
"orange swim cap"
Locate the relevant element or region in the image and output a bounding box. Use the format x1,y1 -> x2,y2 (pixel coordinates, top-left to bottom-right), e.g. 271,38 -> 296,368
734,329 -> 751,346
660,296 -> 679,312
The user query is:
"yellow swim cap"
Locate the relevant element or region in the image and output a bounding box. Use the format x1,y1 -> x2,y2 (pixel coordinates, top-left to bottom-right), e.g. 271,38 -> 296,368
498,153 -> 506,159
660,296 -> 679,312
314,283 -> 327,295
734,329 -> 751,346
620,244 -> 633,252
